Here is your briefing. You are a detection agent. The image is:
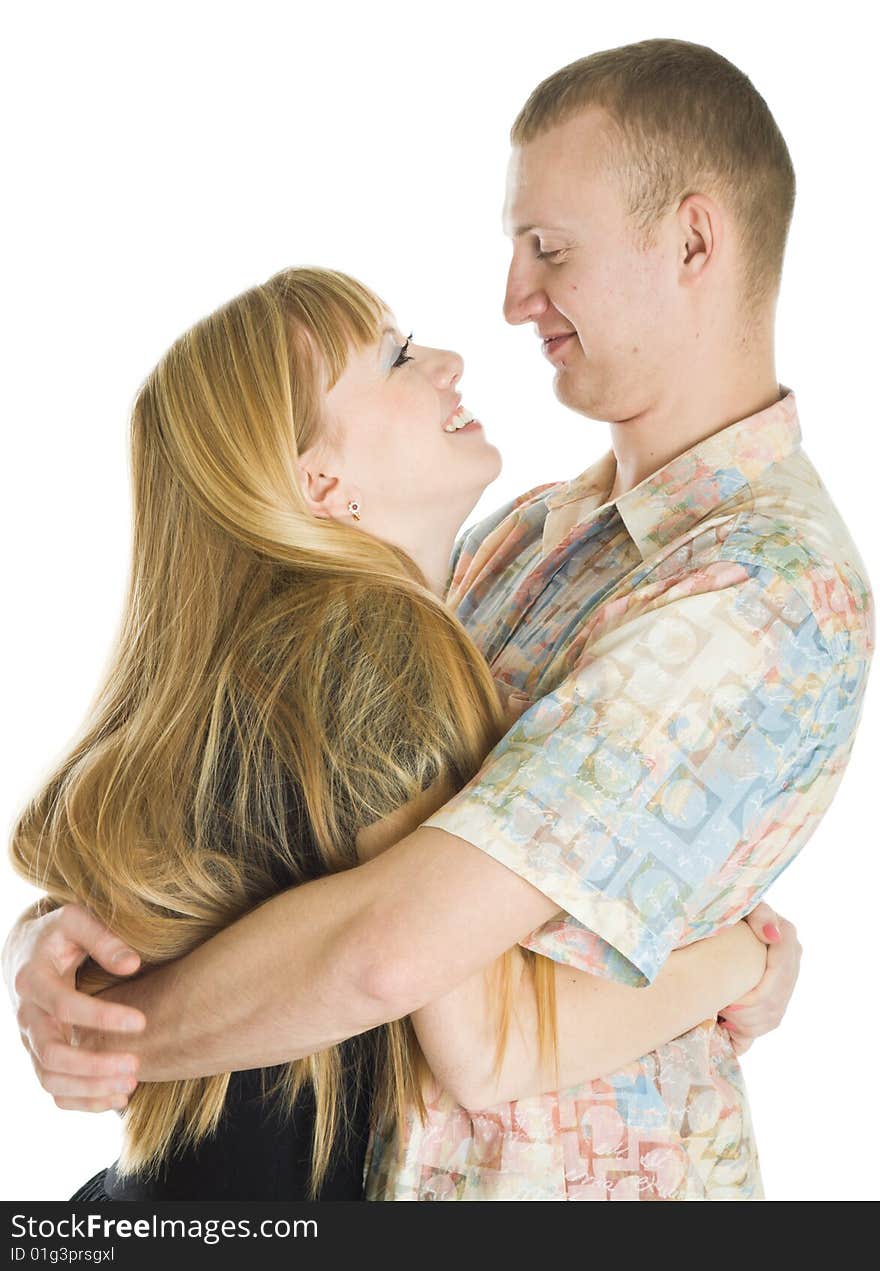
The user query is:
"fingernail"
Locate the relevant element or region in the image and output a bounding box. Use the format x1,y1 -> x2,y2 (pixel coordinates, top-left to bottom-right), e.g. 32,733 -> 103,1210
763,923 -> 782,942
113,949 -> 138,966
724,1004 -> 744,1012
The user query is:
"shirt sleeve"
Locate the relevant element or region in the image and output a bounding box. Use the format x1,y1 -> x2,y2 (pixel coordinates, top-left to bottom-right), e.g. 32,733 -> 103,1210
424,559 -> 848,986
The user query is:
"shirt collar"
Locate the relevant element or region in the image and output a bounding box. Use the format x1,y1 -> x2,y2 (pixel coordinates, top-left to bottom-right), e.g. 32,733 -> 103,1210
547,388 -> 801,561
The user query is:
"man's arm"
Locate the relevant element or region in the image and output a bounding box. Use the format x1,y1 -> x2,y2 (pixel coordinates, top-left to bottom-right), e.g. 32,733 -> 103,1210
9,890 -> 800,1108
8,727 -> 799,1105
5,901 -> 146,1109
91,827 -> 561,1080
11,562 -> 834,1094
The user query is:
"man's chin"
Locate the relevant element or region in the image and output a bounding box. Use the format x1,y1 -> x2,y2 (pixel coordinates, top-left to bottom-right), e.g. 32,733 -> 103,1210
552,365 -> 606,421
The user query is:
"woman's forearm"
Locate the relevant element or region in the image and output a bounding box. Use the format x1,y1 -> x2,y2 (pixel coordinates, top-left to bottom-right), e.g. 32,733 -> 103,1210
411,919 -> 767,1109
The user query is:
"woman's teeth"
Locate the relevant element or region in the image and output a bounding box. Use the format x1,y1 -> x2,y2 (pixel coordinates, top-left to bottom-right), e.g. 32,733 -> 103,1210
444,406 -> 477,432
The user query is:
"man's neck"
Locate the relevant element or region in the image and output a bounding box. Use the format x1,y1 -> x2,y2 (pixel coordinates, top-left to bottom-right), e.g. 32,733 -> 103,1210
606,363 -> 781,502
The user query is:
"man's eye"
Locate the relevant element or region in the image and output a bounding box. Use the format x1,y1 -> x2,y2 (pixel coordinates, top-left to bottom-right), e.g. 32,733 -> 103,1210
393,333 -> 414,368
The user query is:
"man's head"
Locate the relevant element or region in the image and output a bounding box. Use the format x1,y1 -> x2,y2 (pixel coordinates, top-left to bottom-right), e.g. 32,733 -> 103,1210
503,39 -> 795,423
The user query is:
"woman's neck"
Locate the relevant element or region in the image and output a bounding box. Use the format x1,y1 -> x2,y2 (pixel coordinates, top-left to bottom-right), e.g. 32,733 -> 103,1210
407,524 -> 461,598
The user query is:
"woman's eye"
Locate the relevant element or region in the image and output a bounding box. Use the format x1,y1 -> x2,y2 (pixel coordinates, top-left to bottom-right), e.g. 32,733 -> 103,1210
393,333 -> 415,368
535,247 -> 567,262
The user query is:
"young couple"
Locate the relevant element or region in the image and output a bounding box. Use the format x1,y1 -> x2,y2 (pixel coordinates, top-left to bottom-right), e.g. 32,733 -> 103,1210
5,38 -> 873,1203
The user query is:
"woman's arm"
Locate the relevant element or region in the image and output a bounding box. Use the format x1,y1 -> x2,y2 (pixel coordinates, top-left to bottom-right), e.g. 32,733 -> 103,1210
357,774 -> 768,1109
410,922 -> 765,1110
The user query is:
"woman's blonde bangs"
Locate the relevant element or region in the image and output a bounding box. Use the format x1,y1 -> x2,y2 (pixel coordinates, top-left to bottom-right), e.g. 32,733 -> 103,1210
265,265 -> 389,389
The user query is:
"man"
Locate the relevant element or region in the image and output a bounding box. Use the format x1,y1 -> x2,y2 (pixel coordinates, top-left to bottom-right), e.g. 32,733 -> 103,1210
6,39 -> 873,1199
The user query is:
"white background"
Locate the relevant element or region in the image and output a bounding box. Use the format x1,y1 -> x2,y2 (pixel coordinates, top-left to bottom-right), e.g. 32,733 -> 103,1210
2,1 -> 877,1202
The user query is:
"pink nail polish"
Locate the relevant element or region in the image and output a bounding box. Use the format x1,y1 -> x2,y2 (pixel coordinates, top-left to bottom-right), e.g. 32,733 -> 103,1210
763,923 -> 781,942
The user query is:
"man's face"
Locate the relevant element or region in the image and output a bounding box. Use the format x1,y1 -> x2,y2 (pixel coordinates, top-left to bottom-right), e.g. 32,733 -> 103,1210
503,109 -> 681,424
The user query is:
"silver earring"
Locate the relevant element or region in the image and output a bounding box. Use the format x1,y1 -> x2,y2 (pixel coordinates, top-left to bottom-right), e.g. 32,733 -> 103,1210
347,500 -> 361,522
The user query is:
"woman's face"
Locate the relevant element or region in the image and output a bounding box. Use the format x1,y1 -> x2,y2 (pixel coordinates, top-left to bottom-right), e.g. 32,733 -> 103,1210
299,318 -> 502,565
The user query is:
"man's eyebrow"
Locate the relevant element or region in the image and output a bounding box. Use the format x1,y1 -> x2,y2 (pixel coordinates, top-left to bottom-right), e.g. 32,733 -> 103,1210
505,223 -> 568,238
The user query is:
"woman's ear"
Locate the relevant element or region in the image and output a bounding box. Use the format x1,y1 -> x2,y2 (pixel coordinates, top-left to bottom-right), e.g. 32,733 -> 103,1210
297,449 -> 345,521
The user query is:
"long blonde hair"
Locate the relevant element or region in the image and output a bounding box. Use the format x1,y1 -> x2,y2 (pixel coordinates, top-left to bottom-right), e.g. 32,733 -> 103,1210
10,266 -> 557,1196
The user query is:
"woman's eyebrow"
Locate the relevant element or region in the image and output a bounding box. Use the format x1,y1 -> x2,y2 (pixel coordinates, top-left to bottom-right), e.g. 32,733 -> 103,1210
377,326 -> 401,363
376,327 -> 396,368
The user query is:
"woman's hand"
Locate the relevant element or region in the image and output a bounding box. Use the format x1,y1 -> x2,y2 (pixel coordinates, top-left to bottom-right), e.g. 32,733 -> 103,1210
5,902 -> 146,1112
717,901 -> 802,1055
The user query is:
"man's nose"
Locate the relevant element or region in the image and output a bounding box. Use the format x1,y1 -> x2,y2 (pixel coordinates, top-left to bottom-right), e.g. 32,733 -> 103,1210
503,261 -> 546,326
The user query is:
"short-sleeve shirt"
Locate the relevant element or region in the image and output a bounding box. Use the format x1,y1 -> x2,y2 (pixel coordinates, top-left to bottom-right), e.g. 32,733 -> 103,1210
364,387 -> 874,1201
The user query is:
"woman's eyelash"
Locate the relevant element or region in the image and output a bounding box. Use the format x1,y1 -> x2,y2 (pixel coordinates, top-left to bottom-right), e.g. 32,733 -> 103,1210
535,247 -> 566,262
393,333 -> 415,368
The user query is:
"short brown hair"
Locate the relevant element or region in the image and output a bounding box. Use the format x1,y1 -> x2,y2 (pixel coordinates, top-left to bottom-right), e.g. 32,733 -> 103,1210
512,39 -> 796,319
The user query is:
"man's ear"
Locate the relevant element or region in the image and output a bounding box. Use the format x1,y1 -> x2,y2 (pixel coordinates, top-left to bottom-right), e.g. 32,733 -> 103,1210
677,192 -> 720,281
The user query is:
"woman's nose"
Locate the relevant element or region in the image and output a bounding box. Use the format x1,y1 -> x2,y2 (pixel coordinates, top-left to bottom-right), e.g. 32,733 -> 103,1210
426,347 -> 463,389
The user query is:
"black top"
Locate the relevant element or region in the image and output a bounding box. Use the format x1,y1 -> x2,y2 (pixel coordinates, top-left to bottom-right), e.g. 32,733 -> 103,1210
71,1041 -> 373,1201
69,710 -> 376,1202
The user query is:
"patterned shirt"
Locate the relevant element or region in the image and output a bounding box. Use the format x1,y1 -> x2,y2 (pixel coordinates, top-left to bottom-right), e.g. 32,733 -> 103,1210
364,387 -> 874,1201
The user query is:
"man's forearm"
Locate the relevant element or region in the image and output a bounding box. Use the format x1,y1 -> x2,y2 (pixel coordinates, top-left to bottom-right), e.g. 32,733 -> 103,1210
94,870 -> 392,1080
90,826 -> 559,1081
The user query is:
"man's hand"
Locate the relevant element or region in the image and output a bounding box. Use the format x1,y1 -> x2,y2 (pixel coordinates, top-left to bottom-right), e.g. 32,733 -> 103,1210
5,903 -> 146,1112
717,901 -> 802,1056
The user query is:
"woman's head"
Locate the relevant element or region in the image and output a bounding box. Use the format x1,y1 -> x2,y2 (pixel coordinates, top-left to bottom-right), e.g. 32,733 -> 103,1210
297,316 -> 501,575
10,266 -> 530,1196
138,267 -> 500,590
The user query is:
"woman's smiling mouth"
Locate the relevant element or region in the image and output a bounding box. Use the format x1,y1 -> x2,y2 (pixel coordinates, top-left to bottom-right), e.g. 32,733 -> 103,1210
443,405 -> 482,433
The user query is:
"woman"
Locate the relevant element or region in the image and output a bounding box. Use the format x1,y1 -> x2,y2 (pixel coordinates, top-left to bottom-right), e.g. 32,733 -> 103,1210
8,266 -> 787,1201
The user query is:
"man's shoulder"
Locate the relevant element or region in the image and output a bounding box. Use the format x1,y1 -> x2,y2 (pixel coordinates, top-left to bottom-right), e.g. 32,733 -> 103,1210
688,486 -> 874,659
451,480 -> 559,570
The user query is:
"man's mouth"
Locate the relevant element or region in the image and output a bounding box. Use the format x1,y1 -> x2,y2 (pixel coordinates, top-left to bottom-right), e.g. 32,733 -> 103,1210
542,332 -> 576,360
